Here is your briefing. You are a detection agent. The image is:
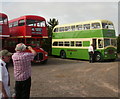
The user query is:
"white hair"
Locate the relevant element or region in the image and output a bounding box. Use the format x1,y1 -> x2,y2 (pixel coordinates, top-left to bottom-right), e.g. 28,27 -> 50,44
15,43 -> 27,51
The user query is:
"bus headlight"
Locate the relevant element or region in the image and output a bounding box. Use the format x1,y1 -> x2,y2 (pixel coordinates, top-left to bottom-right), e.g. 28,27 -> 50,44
105,52 -> 108,54
114,51 -> 117,54
45,54 -> 48,56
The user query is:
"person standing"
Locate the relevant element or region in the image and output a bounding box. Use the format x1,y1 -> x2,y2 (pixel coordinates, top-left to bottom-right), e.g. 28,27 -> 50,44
12,43 -> 37,99
0,50 -> 12,99
88,44 -> 94,63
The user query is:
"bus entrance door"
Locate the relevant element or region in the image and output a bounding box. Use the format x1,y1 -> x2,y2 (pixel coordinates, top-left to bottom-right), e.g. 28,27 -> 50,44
92,39 -> 97,50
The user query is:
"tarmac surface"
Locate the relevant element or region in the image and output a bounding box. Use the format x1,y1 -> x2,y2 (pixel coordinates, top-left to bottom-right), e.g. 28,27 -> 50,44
8,56 -> 119,98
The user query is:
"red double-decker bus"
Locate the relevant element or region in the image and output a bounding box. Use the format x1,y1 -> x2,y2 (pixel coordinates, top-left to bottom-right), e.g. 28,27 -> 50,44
0,13 -> 10,50
4,15 -> 48,63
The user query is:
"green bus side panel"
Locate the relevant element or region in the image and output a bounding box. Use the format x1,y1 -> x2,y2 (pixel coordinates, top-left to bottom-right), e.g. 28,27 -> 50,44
53,30 -> 103,39
83,41 -> 90,47
52,48 -> 89,60
52,48 -> 60,56
53,29 -> 116,39
52,48 -> 117,60
102,29 -> 116,38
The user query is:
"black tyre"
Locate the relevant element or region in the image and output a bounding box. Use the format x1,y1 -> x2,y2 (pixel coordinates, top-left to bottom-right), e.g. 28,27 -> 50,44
41,59 -> 48,64
94,52 -> 102,62
109,59 -> 115,62
60,50 -> 66,59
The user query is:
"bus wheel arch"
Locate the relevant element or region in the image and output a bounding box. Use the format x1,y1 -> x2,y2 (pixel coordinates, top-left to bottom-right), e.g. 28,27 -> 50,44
94,52 -> 102,62
60,50 -> 66,59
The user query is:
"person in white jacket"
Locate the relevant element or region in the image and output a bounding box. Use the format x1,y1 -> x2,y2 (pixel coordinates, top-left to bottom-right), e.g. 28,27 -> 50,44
88,44 -> 94,63
0,50 -> 12,99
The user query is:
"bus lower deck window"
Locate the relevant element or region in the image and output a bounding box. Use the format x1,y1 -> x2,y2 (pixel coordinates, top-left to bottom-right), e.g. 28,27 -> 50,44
59,42 -> 63,46
71,41 -> 74,46
76,41 -> 82,47
98,39 -> 103,48
64,41 -> 70,46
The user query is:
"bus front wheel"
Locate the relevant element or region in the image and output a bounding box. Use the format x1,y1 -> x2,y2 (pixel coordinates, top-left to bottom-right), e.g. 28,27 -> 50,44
41,59 -> 48,64
60,50 -> 66,59
94,52 -> 102,62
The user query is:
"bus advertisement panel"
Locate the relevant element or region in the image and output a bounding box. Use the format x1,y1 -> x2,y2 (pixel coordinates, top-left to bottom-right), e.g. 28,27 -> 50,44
52,20 -> 117,62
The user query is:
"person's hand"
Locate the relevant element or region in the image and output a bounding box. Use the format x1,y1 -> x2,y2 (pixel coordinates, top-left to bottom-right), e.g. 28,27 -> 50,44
27,46 -> 33,50
27,46 -> 37,56
3,93 -> 8,99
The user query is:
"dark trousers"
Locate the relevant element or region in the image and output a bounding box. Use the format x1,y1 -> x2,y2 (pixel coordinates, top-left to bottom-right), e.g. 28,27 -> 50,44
15,77 -> 31,99
89,52 -> 94,63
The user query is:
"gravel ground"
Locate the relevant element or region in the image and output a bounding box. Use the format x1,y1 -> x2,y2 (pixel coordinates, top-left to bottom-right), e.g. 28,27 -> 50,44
8,56 -> 119,97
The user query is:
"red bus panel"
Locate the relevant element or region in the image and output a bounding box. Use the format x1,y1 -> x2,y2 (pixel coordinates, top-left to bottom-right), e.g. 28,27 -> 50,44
0,13 -> 10,37
7,15 -> 48,63
9,15 -> 48,38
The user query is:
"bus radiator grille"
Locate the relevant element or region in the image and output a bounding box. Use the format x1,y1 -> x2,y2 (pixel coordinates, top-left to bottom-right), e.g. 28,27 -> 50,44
34,52 -> 43,61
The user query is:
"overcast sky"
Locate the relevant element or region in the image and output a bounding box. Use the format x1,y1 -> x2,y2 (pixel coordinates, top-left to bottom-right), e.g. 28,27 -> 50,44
0,0 -> 119,36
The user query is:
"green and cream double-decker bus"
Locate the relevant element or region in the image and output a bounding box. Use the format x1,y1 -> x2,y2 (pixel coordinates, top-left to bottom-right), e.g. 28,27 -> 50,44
52,19 -> 117,61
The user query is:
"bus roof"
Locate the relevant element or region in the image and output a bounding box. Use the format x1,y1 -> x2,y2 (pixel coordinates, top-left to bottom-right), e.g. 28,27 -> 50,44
54,19 -> 113,28
9,15 -> 46,23
0,13 -> 8,18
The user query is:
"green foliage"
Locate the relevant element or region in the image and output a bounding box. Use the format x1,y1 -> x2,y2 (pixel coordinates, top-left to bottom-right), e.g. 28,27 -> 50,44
43,18 -> 59,55
117,34 -> 120,53
47,18 -> 59,37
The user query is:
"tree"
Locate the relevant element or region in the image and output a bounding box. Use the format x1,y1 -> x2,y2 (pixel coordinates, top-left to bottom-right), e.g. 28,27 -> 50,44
117,34 -> 120,53
43,18 -> 59,55
47,18 -> 59,37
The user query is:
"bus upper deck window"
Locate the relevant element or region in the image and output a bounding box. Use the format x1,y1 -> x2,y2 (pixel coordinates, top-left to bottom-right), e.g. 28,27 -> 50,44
108,23 -> 114,29
91,23 -> 100,29
0,17 -> 3,24
19,19 -> 25,26
37,21 -> 45,27
76,25 -> 82,30
26,19 -> 35,26
83,24 -> 90,30
59,27 -> 64,32
54,28 -> 58,32
102,23 -> 108,29
4,18 -> 8,24
0,17 -> 6,24
65,26 -> 70,31
71,25 -> 75,31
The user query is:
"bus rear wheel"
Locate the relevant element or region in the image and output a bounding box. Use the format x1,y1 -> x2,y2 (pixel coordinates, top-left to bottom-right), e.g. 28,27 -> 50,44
60,50 -> 66,59
94,52 -> 102,62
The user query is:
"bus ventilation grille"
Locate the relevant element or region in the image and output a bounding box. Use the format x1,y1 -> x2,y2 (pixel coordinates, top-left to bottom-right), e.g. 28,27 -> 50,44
34,52 -> 43,61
